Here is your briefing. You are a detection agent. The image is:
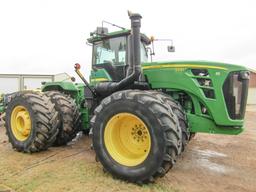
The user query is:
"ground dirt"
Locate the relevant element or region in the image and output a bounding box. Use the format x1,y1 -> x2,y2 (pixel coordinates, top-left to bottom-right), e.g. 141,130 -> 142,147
0,111 -> 255,192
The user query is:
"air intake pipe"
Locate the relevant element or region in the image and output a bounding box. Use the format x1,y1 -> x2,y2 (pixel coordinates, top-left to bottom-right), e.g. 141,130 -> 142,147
95,12 -> 142,96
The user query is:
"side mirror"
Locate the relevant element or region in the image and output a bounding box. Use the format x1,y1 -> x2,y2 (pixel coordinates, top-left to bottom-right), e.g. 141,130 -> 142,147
167,45 -> 175,52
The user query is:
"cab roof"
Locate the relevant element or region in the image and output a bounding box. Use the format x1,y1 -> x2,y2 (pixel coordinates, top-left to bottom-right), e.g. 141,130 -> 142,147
87,29 -> 151,45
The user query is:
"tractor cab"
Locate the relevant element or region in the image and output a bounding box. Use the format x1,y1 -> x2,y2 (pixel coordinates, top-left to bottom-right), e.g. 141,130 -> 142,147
88,28 -> 150,82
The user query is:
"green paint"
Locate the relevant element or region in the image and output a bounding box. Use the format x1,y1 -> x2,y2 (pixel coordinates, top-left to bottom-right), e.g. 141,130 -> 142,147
42,82 -> 79,92
187,113 -> 243,135
142,60 -> 248,134
142,60 -> 245,70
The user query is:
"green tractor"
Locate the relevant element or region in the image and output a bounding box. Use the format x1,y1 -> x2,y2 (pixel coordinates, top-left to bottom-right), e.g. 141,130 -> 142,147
1,12 -> 250,183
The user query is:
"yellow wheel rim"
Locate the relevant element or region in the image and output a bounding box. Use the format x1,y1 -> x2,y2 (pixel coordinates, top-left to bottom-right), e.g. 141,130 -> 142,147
104,113 -> 151,167
11,105 -> 32,141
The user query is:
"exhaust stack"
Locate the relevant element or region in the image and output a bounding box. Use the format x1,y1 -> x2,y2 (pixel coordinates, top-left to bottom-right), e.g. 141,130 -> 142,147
95,12 -> 142,96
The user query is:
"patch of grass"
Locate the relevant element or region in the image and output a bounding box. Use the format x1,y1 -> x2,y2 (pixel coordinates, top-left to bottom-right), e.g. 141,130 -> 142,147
1,159 -> 179,192
4,170 -> 55,192
142,183 -> 180,192
0,135 -> 180,192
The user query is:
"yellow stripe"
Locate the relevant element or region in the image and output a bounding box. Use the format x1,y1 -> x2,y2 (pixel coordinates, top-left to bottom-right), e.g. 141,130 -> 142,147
142,64 -> 228,70
91,78 -> 109,82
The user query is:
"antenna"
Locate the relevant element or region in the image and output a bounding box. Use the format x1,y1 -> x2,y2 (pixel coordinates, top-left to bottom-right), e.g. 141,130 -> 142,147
101,20 -> 126,30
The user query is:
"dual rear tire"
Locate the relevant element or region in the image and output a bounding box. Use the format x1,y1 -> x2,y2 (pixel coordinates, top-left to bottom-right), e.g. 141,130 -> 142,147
5,91 -> 80,152
5,91 -> 59,152
45,91 -> 80,146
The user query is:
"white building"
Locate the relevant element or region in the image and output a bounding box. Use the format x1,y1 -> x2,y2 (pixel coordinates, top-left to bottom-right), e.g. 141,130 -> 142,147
248,70 -> 256,105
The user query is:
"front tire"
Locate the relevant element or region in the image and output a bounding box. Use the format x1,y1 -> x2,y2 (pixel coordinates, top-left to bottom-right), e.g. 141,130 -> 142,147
91,90 -> 181,183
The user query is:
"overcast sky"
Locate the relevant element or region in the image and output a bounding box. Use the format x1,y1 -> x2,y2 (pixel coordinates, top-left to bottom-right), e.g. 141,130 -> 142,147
0,0 -> 255,79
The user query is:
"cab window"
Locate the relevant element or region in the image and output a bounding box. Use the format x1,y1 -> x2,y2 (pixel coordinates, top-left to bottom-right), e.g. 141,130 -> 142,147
93,37 -> 127,66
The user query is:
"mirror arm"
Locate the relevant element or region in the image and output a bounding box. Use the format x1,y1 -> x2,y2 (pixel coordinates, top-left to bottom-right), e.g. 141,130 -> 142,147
146,47 -> 154,62
151,41 -> 155,57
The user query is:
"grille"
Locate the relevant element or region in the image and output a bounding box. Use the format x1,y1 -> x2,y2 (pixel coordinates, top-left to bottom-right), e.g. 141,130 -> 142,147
222,71 -> 249,119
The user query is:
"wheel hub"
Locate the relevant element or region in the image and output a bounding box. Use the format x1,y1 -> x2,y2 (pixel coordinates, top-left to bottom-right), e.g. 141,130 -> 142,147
104,113 -> 151,167
11,106 -> 32,141
131,124 -> 148,143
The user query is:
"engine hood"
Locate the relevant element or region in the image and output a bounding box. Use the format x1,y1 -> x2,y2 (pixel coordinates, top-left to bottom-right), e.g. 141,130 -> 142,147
142,60 -> 248,72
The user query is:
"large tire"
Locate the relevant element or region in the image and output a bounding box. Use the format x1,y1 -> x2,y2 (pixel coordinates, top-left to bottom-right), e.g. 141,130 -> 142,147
91,90 -> 181,183
45,91 -> 80,146
148,91 -> 190,152
5,91 -> 59,153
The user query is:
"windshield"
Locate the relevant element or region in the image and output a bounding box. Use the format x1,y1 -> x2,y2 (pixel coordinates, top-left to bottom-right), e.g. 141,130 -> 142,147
93,37 -> 127,66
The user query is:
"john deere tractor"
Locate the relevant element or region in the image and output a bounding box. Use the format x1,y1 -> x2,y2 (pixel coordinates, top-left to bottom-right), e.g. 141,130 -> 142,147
1,12 -> 249,183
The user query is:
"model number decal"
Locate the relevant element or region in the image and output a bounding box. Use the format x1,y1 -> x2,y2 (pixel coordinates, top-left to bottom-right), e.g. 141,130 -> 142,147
175,68 -> 186,72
